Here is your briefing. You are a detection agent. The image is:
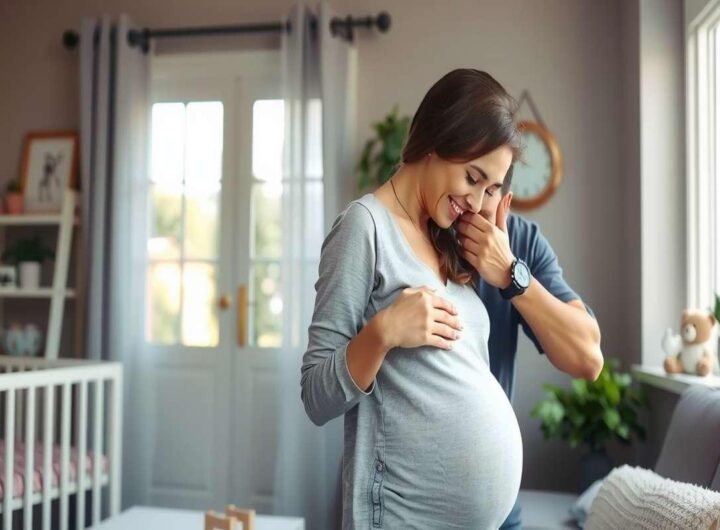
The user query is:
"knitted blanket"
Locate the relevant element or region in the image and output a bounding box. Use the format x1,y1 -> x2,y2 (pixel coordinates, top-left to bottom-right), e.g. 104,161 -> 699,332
585,465 -> 720,530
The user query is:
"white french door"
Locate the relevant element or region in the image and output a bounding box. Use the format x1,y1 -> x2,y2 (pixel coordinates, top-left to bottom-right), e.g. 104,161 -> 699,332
127,50 -> 285,513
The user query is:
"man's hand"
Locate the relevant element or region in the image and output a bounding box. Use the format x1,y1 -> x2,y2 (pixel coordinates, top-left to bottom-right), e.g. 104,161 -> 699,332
456,192 -> 516,289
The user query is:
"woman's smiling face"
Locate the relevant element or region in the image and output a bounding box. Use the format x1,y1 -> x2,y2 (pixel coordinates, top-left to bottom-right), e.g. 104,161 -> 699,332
420,144 -> 513,229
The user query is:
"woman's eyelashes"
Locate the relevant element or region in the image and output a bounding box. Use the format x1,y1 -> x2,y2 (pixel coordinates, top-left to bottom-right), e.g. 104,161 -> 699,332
465,171 -> 494,196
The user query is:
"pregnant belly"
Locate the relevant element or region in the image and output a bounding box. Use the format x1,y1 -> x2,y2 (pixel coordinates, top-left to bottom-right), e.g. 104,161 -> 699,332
379,355 -> 523,527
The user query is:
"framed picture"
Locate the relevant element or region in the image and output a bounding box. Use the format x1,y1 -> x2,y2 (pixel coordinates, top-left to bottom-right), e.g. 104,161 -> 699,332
20,130 -> 79,213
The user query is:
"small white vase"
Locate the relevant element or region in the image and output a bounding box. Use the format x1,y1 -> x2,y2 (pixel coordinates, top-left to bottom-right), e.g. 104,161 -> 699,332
18,262 -> 41,289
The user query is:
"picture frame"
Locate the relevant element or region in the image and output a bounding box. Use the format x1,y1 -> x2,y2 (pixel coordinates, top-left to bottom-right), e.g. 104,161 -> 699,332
20,130 -> 79,213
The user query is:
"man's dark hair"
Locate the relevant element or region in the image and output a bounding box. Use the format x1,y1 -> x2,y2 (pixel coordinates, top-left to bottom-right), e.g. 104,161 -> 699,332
501,165 -> 514,195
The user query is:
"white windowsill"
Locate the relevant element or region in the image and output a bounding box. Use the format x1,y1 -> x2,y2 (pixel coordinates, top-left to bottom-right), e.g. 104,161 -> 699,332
631,364 -> 720,394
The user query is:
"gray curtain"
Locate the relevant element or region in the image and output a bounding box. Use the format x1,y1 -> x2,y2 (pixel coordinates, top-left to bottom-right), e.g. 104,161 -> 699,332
78,13 -> 148,364
274,2 -> 357,529
78,13 -> 149,509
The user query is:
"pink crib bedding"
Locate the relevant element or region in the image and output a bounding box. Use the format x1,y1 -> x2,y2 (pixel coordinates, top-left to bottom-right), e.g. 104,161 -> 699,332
0,440 -> 109,500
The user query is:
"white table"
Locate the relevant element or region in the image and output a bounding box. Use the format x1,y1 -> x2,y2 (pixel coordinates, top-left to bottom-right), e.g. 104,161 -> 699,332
96,506 -> 305,530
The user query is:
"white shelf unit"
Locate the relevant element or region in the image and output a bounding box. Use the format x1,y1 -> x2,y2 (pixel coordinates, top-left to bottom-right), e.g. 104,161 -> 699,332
0,288 -> 76,298
0,189 -> 79,359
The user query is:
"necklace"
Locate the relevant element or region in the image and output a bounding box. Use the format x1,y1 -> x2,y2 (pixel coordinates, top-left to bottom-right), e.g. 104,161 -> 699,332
390,177 -> 432,245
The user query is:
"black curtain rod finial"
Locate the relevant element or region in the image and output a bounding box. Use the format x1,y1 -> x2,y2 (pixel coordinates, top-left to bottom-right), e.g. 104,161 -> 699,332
127,28 -> 150,53
330,11 -> 391,43
376,12 -> 391,33
63,30 -> 79,49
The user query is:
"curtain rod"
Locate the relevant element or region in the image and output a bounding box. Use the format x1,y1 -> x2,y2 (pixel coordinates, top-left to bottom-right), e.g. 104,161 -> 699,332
62,12 -> 391,53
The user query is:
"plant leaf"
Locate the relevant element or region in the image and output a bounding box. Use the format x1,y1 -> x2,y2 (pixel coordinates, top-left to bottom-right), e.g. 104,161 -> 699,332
602,408 -> 621,430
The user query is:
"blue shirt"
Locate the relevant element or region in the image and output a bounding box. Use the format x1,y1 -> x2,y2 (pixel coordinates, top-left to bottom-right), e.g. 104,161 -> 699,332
474,213 -> 596,402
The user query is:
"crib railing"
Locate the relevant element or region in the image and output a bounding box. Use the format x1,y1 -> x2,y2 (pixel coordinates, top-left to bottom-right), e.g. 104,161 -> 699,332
0,356 -> 122,530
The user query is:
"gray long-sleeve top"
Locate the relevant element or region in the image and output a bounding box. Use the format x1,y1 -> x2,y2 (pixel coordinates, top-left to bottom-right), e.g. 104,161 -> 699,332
301,193 -> 523,529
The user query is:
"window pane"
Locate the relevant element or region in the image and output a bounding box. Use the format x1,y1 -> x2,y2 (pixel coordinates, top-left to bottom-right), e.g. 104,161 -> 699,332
252,99 -> 284,182
185,187 -> 220,260
182,262 -> 218,347
186,101 -> 223,187
149,183 -> 182,260
147,262 -> 181,344
251,261 -> 282,348
252,182 -> 282,259
151,103 -> 185,184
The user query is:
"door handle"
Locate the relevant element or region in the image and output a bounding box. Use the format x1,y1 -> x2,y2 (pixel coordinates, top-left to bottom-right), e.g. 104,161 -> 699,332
218,294 -> 232,310
237,284 -> 248,347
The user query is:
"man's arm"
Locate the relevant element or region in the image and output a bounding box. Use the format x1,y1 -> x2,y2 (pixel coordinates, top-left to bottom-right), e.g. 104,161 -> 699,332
505,210 -> 602,380
457,193 -> 603,382
511,279 -> 602,381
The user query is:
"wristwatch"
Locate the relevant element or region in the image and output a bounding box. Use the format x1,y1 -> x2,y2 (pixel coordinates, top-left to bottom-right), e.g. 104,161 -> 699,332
499,258 -> 531,300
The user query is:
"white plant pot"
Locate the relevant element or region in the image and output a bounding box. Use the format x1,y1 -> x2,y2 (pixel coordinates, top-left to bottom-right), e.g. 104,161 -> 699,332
18,262 -> 41,290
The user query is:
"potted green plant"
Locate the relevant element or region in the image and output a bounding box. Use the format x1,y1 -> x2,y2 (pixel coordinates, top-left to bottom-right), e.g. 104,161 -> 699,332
530,358 -> 648,491
4,179 -> 23,214
356,104 -> 411,192
1,235 -> 54,289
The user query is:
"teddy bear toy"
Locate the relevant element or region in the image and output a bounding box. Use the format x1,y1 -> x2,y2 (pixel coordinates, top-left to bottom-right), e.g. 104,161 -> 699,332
662,309 -> 718,377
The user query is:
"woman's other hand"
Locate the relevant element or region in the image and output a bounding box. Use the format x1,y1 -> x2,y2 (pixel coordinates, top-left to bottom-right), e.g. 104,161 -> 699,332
377,286 -> 463,350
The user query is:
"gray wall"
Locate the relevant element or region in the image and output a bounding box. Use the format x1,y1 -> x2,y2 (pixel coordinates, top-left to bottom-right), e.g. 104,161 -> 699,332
0,0 -> 663,492
630,0 -> 687,471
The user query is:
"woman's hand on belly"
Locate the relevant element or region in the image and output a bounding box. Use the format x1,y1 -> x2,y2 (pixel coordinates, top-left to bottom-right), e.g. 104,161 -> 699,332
377,286 -> 463,351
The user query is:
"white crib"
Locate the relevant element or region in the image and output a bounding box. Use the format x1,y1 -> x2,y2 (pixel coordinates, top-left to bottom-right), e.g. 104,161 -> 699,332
0,355 -> 122,530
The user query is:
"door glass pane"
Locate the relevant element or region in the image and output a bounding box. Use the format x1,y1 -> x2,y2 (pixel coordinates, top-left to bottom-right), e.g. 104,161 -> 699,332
252,182 -> 282,259
252,100 -> 284,182
147,262 -> 181,344
185,101 -> 223,187
251,98 -> 285,348
251,262 -> 282,348
185,187 -> 220,260
149,183 -> 182,260
151,103 -> 185,184
147,100 -> 224,346
182,262 -> 218,347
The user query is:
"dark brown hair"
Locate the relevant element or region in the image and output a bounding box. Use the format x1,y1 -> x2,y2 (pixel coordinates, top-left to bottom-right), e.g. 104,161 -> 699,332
400,69 -> 523,285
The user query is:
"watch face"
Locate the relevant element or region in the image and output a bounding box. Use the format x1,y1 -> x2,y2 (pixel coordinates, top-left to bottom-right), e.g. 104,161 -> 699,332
514,260 -> 531,288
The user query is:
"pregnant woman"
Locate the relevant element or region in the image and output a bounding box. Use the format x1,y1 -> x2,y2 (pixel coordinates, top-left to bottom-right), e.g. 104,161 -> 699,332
301,69 -> 524,529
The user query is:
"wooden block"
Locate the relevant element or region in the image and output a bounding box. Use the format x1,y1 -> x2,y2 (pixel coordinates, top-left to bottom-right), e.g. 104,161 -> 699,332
225,504 -> 256,530
205,510 -> 237,530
